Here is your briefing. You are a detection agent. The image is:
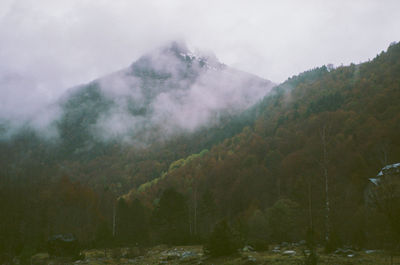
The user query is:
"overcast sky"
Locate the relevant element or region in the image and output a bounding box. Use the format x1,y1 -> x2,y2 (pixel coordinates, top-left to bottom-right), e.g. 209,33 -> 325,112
0,0 -> 399,108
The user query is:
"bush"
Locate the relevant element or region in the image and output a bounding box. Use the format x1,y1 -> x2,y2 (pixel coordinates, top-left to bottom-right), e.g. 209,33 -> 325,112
247,209 -> 269,250
247,238 -> 269,251
111,248 -> 122,259
126,247 -> 143,258
203,220 -> 238,257
301,249 -> 318,265
266,199 -> 301,243
301,228 -> 319,265
324,229 -> 342,253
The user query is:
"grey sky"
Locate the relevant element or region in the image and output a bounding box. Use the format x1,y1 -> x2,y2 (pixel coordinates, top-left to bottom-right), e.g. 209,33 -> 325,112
0,0 -> 399,120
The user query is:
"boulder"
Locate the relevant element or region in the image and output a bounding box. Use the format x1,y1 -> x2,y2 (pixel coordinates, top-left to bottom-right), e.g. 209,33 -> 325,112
242,245 -> 254,252
272,246 -> 280,253
282,250 -> 296,256
181,251 -> 196,259
334,248 -> 354,256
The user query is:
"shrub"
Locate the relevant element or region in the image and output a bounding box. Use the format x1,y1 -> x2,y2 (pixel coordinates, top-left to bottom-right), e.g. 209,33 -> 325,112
203,220 -> 238,257
324,229 -> 342,253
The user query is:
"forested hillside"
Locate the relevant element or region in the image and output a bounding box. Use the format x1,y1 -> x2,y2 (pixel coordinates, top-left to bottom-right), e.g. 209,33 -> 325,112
0,42 -> 272,193
1,42 -> 399,263
0,43 -> 272,262
125,42 -> 400,248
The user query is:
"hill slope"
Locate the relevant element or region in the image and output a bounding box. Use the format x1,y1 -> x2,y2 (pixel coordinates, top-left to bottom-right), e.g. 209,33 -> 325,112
57,41 -> 273,154
0,41 -> 274,190
127,41 -> 400,246
1,42 -> 399,261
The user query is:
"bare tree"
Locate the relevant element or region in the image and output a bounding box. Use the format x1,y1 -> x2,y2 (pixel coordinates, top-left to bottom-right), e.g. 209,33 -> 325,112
320,124 -> 330,243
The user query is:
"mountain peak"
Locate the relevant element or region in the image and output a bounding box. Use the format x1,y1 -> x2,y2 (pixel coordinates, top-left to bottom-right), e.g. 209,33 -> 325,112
131,41 -> 225,76
161,40 -> 190,55
158,41 -> 221,65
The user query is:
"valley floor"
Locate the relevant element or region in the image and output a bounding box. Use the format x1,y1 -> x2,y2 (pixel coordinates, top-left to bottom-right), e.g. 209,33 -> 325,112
29,244 -> 400,265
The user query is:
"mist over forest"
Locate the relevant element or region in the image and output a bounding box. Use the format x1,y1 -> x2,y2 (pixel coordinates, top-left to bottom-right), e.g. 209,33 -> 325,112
1,41 -> 273,144
1,1 -> 400,264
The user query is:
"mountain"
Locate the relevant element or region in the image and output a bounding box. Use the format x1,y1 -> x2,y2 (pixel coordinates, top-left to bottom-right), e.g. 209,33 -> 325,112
0,41 -> 274,190
57,41 -> 274,155
1,41 -> 399,261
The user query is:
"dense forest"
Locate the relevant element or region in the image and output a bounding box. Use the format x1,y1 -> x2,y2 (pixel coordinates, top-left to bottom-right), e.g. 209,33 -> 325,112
125,42 -> 400,249
0,42 -> 399,263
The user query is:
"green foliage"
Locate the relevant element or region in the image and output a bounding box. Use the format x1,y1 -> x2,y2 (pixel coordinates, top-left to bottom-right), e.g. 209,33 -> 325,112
18,245 -> 37,265
151,188 -> 189,245
169,149 -> 209,172
137,173 -> 166,193
95,221 -> 113,249
324,229 -> 342,253
198,189 -> 218,238
307,92 -> 344,115
57,82 -> 113,159
266,199 -> 301,243
116,198 -> 149,244
169,158 -> 186,171
247,210 -> 269,250
301,249 -> 319,265
369,173 -> 400,250
137,149 -> 209,194
204,220 -> 238,257
302,228 -> 319,265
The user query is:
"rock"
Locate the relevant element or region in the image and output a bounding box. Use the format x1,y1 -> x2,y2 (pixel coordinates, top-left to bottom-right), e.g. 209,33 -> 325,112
160,250 -> 180,261
181,251 -> 196,259
248,255 -> 256,262
365,250 -> 377,254
31,253 -> 50,265
272,246 -> 280,253
241,255 -> 257,265
242,245 -> 254,252
334,248 -> 354,256
282,250 -> 296,256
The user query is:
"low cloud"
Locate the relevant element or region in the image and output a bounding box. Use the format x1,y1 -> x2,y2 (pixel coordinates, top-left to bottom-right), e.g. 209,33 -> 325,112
0,72 -> 61,138
1,1 -> 399,142
91,43 -> 274,143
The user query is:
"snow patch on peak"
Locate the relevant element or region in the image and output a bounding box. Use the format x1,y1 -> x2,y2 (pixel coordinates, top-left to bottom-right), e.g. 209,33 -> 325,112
161,40 -> 190,56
